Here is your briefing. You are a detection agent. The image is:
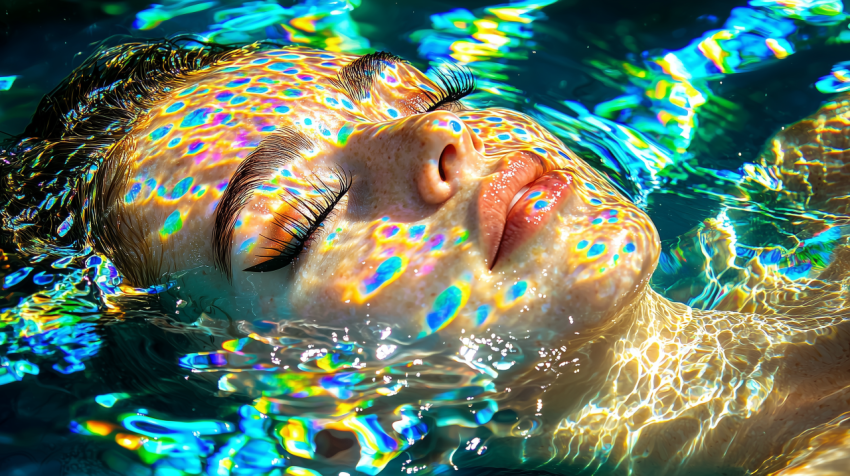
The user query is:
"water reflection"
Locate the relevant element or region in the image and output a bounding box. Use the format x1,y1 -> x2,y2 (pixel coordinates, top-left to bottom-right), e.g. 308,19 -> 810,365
3,0 -> 850,475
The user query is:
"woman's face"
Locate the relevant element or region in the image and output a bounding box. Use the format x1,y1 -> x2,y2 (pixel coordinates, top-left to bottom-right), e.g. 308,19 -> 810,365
125,49 -> 659,340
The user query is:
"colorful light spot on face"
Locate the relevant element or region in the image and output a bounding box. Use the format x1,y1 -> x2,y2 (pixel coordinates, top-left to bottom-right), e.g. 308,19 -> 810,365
533,200 -> 548,210
274,106 -> 291,115
226,78 -> 251,87
149,124 -> 172,141
426,285 -> 467,332
341,99 -> 353,109
577,240 -> 589,250
588,243 -> 606,257
325,97 -> 339,106
179,108 -> 212,128
586,183 -> 598,191
187,141 -> 204,154
284,89 -> 303,97
177,85 -> 198,97
624,243 -> 636,253
527,191 -> 542,200
590,198 -> 602,205
165,102 -> 185,114
260,125 -> 276,132
486,117 -> 503,122
297,75 -> 314,81
267,62 -> 294,71
160,210 -> 183,237
337,123 -> 354,145
409,225 -> 426,241
167,137 -> 181,148
362,256 -> 404,295
230,96 -> 247,105
512,128 -> 527,135
608,217 -> 619,223
238,237 -> 256,254
387,108 -> 399,118
508,281 -> 527,302
246,86 -> 269,94
497,133 -> 511,140
283,68 -> 298,75
450,121 -> 462,133
304,118 -> 313,126
428,234 -> 445,251
215,91 -> 234,102
125,183 -> 142,203
592,218 -> 603,225
475,305 -> 490,326
454,230 -> 469,245
252,58 -> 269,65
558,150 -> 572,161
170,177 -> 193,199
379,225 -> 400,239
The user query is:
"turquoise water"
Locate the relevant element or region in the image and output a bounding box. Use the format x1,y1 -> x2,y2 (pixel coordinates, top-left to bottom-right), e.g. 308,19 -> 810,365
2,0 -> 850,474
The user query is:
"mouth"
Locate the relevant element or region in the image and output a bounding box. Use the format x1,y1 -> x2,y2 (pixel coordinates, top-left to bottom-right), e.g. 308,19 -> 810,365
478,152 -> 572,268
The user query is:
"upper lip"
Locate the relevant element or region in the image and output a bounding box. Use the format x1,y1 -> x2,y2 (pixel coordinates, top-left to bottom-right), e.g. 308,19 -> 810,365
477,151 -> 549,268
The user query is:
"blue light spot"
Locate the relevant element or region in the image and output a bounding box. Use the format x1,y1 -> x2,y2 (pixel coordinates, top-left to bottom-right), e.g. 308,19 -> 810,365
590,198 -> 602,205
527,191 -> 542,199
168,137 -> 181,148
342,99 -> 353,109
281,54 -> 301,59
261,125 -> 276,132
149,124 -> 172,141
586,183 -> 597,191
497,133 -> 510,140
268,62 -> 294,71
283,68 -> 299,75
509,281 -> 527,302
33,271 -> 54,285
4,267 -> 33,289
125,183 -> 142,203
304,118 -> 313,126
451,121 -> 462,132
624,243 -> 636,253
187,142 -> 204,154
226,78 -> 251,87
512,128 -> 527,134
592,218 -> 603,225
558,150 -> 572,161
180,108 -> 212,128
577,240 -> 589,250
588,243 -> 606,257
284,89 -> 303,97
215,91 -> 234,102
246,86 -> 268,94
170,177 -> 193,199
252,58 -> 270,65
409,225 -> 426,241
326,97 -> 339,106
475,305 -> 490,326
533,147 -> 547,155
486,117 -> 502,122
608,217 -> 619,223
230,96 -> 247,105
165,102 -> 185,114
426,285 -> 464,331
274,106 -> 290,114
388,108 -> 398,118
364,257 -> 403,294
534,200 -> 548,210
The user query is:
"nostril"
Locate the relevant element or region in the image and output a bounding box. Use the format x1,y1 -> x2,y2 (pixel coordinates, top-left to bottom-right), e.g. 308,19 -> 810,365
439,144 -> 456,182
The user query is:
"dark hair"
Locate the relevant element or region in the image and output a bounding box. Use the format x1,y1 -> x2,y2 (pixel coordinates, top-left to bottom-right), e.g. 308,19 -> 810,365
0,36 -> 251,285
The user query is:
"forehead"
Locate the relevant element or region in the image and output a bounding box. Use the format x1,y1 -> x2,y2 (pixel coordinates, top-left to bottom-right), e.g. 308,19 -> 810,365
128,49 -> 421,196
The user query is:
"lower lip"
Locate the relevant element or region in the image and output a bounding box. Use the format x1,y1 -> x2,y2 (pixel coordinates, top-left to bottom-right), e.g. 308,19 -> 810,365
492,170 -> 572,266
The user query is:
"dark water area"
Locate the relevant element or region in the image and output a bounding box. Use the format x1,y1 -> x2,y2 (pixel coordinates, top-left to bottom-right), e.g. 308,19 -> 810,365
2,1 -> 850,475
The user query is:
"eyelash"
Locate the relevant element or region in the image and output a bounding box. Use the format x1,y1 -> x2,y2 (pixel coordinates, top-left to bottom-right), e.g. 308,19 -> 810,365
417,64 -> 476,113
244,168 -> 352,273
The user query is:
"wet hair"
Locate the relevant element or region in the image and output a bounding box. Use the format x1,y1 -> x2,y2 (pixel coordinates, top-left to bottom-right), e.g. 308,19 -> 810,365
0,36 -> 253,286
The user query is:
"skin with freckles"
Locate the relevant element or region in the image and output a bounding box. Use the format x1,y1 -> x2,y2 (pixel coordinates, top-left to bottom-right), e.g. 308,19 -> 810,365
124,49 -> 658,339
116,49 -> 850,474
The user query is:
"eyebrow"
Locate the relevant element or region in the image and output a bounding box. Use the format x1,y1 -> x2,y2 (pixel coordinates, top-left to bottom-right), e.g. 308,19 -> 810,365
330,51 -> 405,103
212,127 -> 314,280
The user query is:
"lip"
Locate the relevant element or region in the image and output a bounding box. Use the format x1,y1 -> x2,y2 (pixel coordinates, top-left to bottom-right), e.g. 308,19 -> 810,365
478,152 -> 548,267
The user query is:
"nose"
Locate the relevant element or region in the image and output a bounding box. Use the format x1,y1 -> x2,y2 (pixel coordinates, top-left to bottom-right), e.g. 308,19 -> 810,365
348,111 -> 482,207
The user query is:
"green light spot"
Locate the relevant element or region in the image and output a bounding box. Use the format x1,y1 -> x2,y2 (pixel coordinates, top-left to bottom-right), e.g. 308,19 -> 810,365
160,210 -> 183,237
